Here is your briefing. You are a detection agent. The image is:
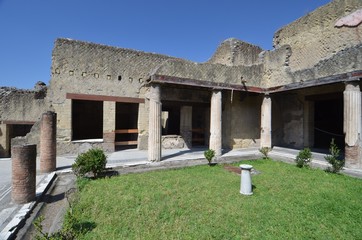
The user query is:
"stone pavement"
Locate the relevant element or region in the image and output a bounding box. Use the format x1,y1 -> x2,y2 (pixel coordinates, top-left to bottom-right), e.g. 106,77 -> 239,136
1,147 -> 362,239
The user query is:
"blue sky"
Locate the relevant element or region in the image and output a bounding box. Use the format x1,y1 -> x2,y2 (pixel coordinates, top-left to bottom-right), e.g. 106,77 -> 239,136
0,0 -> 330,89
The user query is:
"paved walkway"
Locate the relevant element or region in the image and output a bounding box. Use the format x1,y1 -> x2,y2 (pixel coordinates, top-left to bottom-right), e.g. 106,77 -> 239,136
1,147 -> 362,239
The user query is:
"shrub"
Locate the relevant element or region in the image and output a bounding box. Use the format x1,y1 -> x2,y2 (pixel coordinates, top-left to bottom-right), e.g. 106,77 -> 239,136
325,139 -> 344,173
72,148 -> 107,178
259,147 -> 271,159
204,149 -> 215,165
295,148 -> 312,168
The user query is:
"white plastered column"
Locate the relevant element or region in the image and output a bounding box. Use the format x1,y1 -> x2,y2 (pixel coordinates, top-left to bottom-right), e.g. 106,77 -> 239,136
343,82 -> 362,168
148,85 -> 162,162
209,90 -> 222,157
260,94 -> 272,148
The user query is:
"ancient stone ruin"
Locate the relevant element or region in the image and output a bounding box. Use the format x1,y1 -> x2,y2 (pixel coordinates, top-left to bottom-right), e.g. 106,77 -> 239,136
1,0 -> 361,169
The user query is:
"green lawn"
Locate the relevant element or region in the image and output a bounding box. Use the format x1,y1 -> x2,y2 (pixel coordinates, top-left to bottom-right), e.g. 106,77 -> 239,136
65,160 -> 362,239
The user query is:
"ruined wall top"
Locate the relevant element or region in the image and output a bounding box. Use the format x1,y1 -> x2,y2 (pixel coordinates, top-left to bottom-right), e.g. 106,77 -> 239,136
207,38 -> 263,66
49,0 -> 362,93
272,0 -> 362,72
0,83 -> 48,122
49,38 -> 180,103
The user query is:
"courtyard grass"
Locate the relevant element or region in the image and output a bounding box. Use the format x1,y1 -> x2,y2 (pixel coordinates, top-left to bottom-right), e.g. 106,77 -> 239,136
65,160 -> 362,239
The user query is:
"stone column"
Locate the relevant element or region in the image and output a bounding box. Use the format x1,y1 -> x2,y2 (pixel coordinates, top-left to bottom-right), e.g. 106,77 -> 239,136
260,94 -> 272,148
344,82 -> 362,168
148,85 -> 162,162
180,106 -> 192,148
209,90 -> 222,157
103,101 -> 116,152
40,111 -> 57,173
0,123 -> 10,157
12,144 -> 36,204
303,101 -> 314,148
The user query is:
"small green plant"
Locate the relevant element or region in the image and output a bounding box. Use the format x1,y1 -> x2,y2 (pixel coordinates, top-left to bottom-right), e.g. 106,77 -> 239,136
204,149 -> 215,165
325,138 -> 344,173
34,214 -> 78,240
72,148 -> 107,178
295,148 -> 312,168
259,147 -> 271,159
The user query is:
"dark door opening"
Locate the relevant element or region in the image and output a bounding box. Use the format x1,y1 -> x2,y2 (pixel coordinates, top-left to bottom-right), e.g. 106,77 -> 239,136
72,100 -> 103,140
162,105 -> 180,135
192,106 -> 208,146
115,103 -> 139,149
314,97 -> 344,150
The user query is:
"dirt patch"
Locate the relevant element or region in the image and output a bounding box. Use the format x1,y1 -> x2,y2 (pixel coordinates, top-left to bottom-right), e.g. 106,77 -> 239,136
223,165 -> 241,175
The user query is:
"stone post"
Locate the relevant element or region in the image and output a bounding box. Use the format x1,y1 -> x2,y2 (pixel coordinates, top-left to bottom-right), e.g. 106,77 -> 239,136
12,144 -> 36,204
148,85 -> 162,162
260,94 -> 272,148
40,111 -> 57,173
343,82 -> 362,168
209,90 -> 222,157
180,106 -> 192,148
240,164 -> 253,195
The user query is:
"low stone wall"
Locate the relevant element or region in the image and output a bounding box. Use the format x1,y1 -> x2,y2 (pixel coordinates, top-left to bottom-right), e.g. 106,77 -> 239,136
162,135 -> 187,149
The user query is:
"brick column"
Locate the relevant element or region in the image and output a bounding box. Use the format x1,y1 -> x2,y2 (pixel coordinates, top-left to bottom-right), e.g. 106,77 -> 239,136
209,90 -> 222,157
40,111 -> 57,173
260,94 -> 272,148
180,106 -> 192,148
148,85 -> 162,162
12,144 -> 36,204
103,101 -> 116,152
344,82 -> 362,168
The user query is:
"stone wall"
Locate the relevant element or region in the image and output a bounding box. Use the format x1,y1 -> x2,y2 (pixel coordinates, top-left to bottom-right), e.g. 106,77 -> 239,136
263,0 -> 362,87
153,58 -> 263,88
272,93 -> 304,148
208,38 -> 263,66
0,84 -> 47,122
49,39 -> 179,152
0,83 -> 48,157
274,0 -> 362,71
222,91 -> 261,149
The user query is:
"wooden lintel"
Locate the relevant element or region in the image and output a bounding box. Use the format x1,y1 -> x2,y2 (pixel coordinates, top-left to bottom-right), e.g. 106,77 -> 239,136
114,129 -> 138,134
66,93 -> 145,103
152,70 -> 362,94
2,120 -> 35,125
268,72 -> 355,93
115,141 -> 138,146
151,75 -> 263,93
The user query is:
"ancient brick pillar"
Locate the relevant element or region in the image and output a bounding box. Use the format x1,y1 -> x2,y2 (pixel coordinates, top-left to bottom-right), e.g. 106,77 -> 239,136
343,82 -> 361,169
180,106 -> 192,148
209,90 -> 222,157
40,111 -> 57,173
11,144 -> 36,204
148,85 -> 162,162
260,94 -> 272,148
103,101 -> 116,152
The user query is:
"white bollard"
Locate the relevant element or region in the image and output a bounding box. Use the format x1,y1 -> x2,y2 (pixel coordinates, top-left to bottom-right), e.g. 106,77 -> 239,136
240,164 -> 253,195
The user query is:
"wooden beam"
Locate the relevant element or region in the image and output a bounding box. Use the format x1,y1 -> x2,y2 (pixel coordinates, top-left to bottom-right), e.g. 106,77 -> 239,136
152,70 -> 362,94
115,141 -> 138,146
151,74 -> 263,93
66,93 -> 145,103
114,129 -> 138,134
2,120 -> 35,125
